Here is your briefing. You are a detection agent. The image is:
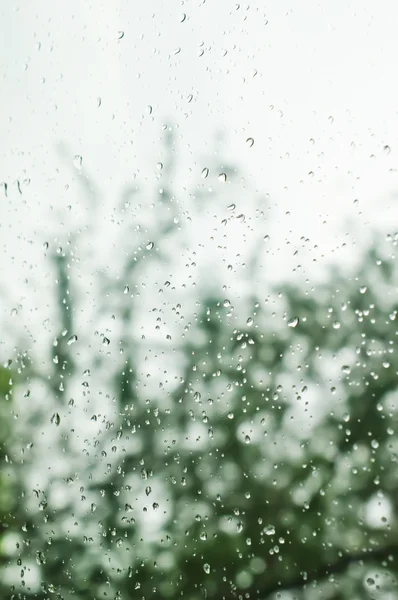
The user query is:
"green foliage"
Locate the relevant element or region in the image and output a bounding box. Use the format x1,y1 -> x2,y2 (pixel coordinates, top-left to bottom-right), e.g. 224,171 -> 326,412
3,141 -> 398,599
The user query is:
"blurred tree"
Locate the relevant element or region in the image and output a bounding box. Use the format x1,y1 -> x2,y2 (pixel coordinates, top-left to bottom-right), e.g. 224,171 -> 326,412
3,135 -> 398,600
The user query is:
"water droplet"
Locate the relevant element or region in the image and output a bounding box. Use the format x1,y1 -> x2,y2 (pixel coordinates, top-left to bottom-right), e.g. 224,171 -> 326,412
359,285 -> 367,294
117,31 -> 125,40
147,105 -> 153,115
341,365 -> 351,375
328,115 -> 334,123
174,47 -> 181,55
73,155 -> 82,169
264,524 -> 275,536
145,486 -> 152,496
200,532 -> 207,541
246,317 -> 254,326
102,337 -> 110,346
332,321 -> 340,330
244,435 -> 251,444
223,299 -> 231,307
157,162 -> 163,170
67,335 -> 78,345
246,137 -> 254,147
203,563 -> 211,574
201,167 -> 209,179
24,389 -> 30,398
43,242 -> 49,250
51,413 -> 61,426
146,241 -> 154,250
366,577 -> 375,586
124,285 -> 129,294
218,173 -> 227,183
97,97 -> 101,107
383,145 -> 391,155
180,13 -> 186,22
287,316 -> 299,328
227,203 -> 236,211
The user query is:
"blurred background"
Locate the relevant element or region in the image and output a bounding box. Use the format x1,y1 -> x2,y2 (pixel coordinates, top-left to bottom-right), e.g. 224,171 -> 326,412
1,1 -> 398,599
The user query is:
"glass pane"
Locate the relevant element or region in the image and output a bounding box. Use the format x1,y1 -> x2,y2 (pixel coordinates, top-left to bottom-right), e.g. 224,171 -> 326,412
1,2 -> 397,599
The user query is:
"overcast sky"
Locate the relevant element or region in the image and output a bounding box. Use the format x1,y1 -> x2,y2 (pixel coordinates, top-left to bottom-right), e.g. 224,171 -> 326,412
1,0 -> 397,337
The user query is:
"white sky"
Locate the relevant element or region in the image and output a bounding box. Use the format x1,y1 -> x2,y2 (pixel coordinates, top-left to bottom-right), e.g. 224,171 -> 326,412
1,0 -> 397,339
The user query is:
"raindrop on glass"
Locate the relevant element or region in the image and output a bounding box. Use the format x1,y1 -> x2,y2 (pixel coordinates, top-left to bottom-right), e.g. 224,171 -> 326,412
73,155 -> 82,170
264,524 -> 275,536
51,413 -> 61,426
288,316 -> 299,328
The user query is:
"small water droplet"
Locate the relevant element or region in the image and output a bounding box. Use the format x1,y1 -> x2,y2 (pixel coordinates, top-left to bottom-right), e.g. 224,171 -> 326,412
223,299 -> 231,307
157,162 -> 163,170
145,486 -> 152,496
200,532 -> 207,541
51,413 -> 61,426
342,365 -> 351,375
227,203 -> 236,211
359,285 -> 367,294
201,167 -> 209,179
332,321 -> 340,330
246,317 -> 254,326
180,13 -> 186,22
218,173 -> 227,183
328,115 -> 334,123
246,137 -> 254,147
97,97 -> 101,107
174,47 -> 181,55
146,241 -> 154,250
43,241 -> 49,250
288,316 -> 299,328
244,435 -> 251,444
67,335 -> 78,345
118,31 -> 125,40
102,337 -> 110,346
203,563 -> 211,574
383,145 -> 391,155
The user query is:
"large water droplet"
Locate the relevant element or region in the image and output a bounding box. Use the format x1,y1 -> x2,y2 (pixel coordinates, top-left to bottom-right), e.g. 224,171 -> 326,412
51,413 -> 61,426
288,316 -> 299,328
264,524 -> 275,536
73,155 -> 82,169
